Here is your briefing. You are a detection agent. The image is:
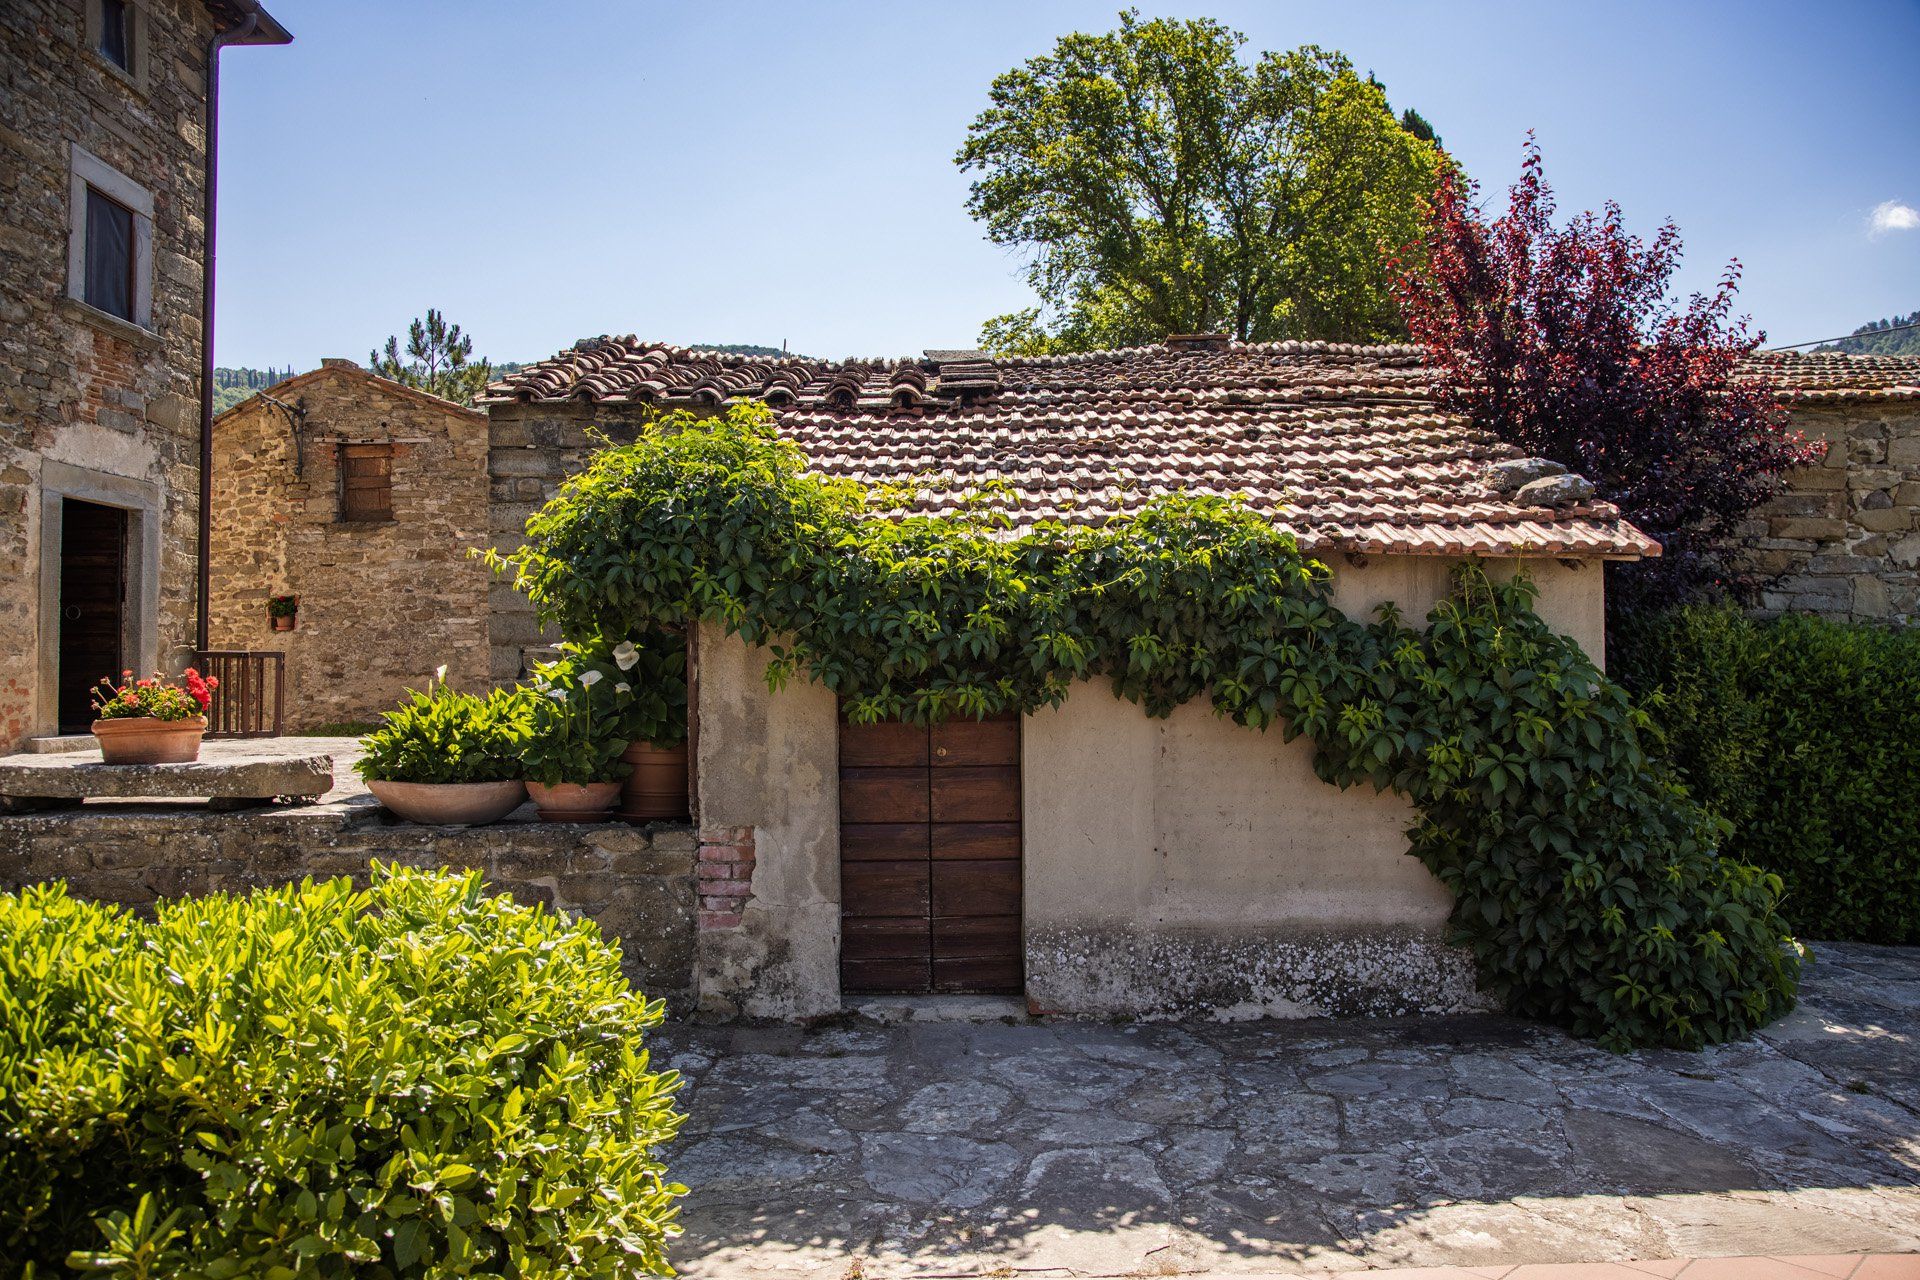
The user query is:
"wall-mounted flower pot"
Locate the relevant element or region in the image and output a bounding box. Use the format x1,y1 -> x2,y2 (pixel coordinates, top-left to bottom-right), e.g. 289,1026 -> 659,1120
272,615 -> 296,632
92,716 -> 207,765
527,779 -> 622,822
619,741 -> 688,821
367,779 -> 526,826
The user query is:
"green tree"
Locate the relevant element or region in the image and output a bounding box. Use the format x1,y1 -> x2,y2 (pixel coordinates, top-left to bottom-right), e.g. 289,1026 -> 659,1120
368,308 -> 492,406
958,11 -> 1446,352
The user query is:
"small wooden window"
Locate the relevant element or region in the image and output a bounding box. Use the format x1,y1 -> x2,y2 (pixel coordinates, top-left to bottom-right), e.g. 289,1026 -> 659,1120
338,443 -> 394,522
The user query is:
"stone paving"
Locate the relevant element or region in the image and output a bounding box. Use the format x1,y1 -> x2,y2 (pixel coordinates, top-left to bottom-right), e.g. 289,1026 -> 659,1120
655,943 -> 1920,1277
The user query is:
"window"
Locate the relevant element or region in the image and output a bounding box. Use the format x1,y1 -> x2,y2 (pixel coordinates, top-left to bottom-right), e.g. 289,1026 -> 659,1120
83,188 -> 134,320
65,145 -> 153,331
338,444 -> 395,522
98,0 -> 129,69
84,0 -> 146,86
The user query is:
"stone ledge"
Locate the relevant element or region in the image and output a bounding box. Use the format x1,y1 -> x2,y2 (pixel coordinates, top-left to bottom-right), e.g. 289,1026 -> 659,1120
0,738 -> 334,802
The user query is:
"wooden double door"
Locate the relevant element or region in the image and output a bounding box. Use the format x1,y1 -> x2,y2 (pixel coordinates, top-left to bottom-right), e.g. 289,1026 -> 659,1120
838,713 -> 1022,994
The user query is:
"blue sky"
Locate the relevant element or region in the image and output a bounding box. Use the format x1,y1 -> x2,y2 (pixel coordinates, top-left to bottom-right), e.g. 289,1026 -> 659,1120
215,1 -> 1920,369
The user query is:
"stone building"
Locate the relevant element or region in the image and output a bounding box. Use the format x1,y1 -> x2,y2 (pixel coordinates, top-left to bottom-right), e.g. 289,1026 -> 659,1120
1735,351 -> 1920,622
480,337 -> 1646,1019
0,0 -> 289,748
209,360 -> 492,728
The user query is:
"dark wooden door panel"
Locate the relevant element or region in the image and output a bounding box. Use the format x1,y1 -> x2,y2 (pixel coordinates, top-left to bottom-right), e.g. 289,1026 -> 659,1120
933,915 -> 1021,958
841,713 -> 1022,996
840,768 -> 930,823
931,766 -> 1020,823
842,916 -> 931,961
841,862 -> 929,916
931,822 -> 1021,860
932,716 -> 1019,766
841,822 -> 930,861
934,956 -> 1023,993
933,861 -> 1022,917
844,958 -> 932,993
839,720 -> 928,767
58,500 -> 126,732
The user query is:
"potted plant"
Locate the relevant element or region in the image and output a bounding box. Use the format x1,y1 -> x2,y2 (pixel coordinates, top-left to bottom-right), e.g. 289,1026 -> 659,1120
604,636 -> 690,821
522,661 -> 631,821
355,668 -> 531,825
89,668 -> 217,764
268,594 -> 299,631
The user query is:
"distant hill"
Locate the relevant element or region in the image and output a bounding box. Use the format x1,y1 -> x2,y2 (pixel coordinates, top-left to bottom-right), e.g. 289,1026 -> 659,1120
213,365 -> 300,414
1813,311 -> 1920,357
688,343 -> 790,358
211,343 -> 792,414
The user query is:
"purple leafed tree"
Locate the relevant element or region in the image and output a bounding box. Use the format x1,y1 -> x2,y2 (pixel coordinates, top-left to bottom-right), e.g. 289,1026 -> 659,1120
1396,137 -> 1820,612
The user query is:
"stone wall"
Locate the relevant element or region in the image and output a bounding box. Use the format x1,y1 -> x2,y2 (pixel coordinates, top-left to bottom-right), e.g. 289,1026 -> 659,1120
0,807 -> 698,1005
486,398 -> 654,684
1736,403 -> 1920,623
0,0 -> 223,747
210,363 -> 493,726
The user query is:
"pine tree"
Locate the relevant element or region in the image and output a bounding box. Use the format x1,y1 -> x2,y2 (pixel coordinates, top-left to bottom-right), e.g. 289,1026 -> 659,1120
368,309 -> 493,406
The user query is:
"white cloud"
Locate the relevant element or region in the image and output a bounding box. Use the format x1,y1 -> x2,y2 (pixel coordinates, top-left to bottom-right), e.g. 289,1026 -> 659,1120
1869,200 -> 1920,235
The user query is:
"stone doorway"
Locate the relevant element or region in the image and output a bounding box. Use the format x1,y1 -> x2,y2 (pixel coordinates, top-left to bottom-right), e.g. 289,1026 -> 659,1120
56,498 -> 128,732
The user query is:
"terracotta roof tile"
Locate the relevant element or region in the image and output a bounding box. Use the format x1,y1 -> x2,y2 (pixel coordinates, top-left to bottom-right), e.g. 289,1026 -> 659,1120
469,336 -> 1920,560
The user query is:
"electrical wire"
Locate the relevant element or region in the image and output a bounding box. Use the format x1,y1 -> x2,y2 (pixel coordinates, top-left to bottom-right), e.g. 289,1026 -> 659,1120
1767,319 -> 1920,351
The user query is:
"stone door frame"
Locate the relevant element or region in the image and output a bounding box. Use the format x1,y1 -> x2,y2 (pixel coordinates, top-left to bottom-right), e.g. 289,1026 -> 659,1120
36,460 -> 162,736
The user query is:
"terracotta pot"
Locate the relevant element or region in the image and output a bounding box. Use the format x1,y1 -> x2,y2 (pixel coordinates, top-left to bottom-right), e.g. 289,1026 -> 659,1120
527,779 -> 622,820
92,716 -> 206,765
620,740 -> 689,821
272,615 -> 296,631
367,779 -> 526,826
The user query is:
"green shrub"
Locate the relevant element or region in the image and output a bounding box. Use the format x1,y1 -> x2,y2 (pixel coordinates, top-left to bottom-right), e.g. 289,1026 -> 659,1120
1614,606 -> 1920,943
0,867 -> 684,1278
356,679 -> 532,784
488,405 -> 1801,1049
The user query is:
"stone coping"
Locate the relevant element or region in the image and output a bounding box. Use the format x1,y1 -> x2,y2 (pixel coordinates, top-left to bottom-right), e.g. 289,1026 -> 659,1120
0,736 -> 335,804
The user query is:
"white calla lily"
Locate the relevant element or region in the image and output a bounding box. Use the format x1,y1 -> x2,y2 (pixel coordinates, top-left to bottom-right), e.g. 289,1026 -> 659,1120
580,669 -> 603,687
612,641 -> 640,671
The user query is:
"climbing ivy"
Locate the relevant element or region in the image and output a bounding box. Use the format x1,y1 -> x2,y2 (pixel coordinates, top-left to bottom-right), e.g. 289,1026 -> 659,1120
493,404 -> 1803,1050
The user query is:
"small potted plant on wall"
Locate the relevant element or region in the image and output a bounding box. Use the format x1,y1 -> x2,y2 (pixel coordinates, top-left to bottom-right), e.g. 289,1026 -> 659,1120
522,658 -> 631,821
267,594 -> 299,631
354,667 -> 531,825
89,668 -> 217,764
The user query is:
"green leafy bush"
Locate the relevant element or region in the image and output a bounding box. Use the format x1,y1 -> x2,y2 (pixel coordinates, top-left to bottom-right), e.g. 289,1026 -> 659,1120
489,405 -> 1801,1049
356,678 -> 531,784
0,866 -> 684,1278
1614,605 -> 1920,943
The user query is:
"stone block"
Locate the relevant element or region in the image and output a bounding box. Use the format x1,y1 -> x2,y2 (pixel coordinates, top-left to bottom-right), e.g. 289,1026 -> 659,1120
1888,435 -> 1920,466
1514,474 -> 1595,507
0,741 -> 335,802
1856,508 -> 1915,534
1767,517 -> 1845,541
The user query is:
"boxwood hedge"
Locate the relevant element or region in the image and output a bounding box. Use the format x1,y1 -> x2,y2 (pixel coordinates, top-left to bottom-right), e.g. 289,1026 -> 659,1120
0,866 -> 684,1279
1614,605 -> 1920,944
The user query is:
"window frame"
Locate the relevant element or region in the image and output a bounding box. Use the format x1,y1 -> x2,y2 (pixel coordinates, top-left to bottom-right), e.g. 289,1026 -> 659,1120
81,0 -> 149,91
337,443 -> 397,524
65,145 -> 155,333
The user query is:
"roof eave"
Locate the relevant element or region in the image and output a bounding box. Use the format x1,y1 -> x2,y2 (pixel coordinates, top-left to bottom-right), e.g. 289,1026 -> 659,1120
204,0 -> 293,45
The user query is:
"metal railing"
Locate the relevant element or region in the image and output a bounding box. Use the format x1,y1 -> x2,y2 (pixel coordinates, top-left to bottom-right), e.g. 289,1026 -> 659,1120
193,650 -> 286,738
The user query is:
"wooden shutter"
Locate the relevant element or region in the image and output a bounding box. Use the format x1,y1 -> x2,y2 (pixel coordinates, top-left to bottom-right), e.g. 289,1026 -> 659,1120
338,443 -> 394,522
